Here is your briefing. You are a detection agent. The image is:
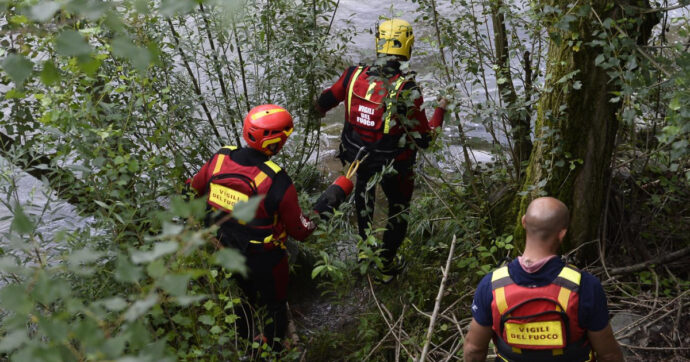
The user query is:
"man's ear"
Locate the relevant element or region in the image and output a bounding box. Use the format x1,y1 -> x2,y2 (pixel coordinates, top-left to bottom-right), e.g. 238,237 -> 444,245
521,215 -> 526,229
558,228 -> 567,242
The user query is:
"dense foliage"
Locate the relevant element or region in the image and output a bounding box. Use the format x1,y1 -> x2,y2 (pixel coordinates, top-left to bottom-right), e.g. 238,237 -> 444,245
1,0 -> 688,360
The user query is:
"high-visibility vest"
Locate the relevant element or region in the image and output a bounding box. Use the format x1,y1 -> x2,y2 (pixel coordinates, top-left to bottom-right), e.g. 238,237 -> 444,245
205,146 -> 287,251
490,264 -> 594,362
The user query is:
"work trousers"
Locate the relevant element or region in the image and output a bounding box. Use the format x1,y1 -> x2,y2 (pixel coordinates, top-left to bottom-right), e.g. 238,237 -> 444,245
355,159 -> 415,266
232,246 -> 289,350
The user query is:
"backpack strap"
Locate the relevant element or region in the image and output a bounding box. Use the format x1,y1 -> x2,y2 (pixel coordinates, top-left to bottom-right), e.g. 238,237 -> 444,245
491,266 -> 513,314
346,66 -> 366,117
383,75 -> 407,134
552,265 -> 581,312
212,145 -> 238,175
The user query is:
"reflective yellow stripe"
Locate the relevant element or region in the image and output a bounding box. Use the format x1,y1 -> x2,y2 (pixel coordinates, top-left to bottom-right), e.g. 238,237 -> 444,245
553,348 -> 564,356
383,77 -> 406,134
495,286 -> 508,314
492,266 -> 510,282
222,145 -> 237,151
558,266 -> 581,285
512,347 -> 522,354
283,128 -> 293,136
254,172 -> 268,188
251,107 -> 286,121
557,286 -> 571,310
364,81 -> 377,101
261,137 -> 282,149
213,154 -> 225,175
264,160 -> 281,173
249,234 -> 274,244
347,67 -> 364,116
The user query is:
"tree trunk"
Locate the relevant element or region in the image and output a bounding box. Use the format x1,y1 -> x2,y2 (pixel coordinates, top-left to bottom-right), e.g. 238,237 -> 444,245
506,1 -> 657,256
490,0 -> 532,180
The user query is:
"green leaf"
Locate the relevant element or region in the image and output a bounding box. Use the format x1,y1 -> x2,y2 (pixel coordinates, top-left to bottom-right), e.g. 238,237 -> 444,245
124,294 -> 158,321
30,1 -> 60,21
1,54 -> 34,88
40,61 -> 60,86
38,317 -> 69,343
203,300 -> 216,311
146,259 -> 167,278
212,248 -> 246,276
159,274 -> 190,297
32,274 -> 70,305
0,284 -> 33,315
198,314 -> 215,326
111,36 -> 151,72
172,313 -> 192,327
669,97 -> 681,111
115,255 -> 143,283
0,330 -> 28,352
102,297 -> 128,311
130,241 -> 178,264
10,203 -> 34,234
55,30 -> 92,57
68,247 -> 102,265
159,0 -> 195,16
175,295 -> 206,306
210,325 -> 223,334
311,265 -> 326,279
232,195 -> 264,223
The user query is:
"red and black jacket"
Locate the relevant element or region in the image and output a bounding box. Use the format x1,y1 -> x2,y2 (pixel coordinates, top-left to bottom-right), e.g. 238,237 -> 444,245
317,63 -> 445,165
190,146 -> 315,252
490,264 -> 594,362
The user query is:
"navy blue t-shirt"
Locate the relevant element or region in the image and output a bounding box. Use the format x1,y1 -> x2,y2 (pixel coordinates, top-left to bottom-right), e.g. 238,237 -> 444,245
471,257 -> 609,332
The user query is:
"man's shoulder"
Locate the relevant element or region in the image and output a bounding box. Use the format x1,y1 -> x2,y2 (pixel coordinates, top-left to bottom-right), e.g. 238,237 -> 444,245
578,268 -> 604,291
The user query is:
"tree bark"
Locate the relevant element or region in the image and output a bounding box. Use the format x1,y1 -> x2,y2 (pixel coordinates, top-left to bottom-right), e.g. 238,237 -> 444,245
506,1 -> 657,255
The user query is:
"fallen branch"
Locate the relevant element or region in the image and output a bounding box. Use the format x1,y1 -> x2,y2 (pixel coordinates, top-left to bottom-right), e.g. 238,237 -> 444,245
419,234 -> 457,361
597,246 -> 690,277
614,291 -> 690,337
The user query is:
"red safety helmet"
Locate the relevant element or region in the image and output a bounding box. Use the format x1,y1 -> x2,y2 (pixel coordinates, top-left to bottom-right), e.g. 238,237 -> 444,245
243,104 -> 294,156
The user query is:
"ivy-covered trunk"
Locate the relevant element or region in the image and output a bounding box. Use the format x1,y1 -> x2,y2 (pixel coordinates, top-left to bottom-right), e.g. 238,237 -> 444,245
507,1 -> 657,255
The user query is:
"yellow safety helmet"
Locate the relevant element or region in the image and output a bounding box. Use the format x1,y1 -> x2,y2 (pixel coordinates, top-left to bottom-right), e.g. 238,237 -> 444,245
376,18 -> 414,60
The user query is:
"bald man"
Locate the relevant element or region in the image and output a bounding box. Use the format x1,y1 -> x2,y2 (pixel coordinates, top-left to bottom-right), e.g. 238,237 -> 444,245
463,197 -> 624,362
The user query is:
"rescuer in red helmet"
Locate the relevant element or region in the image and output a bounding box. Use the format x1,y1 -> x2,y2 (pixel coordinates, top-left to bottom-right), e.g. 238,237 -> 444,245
463,197 -> 624,362
314,18 -> 448,283
189,104 -> 349,351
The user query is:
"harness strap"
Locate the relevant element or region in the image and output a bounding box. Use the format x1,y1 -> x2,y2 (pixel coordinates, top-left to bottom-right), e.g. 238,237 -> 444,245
346,66 -> 365,118
383,76 -> 406,134
491,266 -> 511,314
553,265 -> 581,311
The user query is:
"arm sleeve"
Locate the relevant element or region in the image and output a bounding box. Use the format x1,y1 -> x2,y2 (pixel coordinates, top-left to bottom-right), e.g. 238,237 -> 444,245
190,156 -> 214,195
278,185 -> 316,241
267,172 -> 316,241
399,81 -> 446,149
429,107 -> 446,130
578,272 -> 610,332
471,273 -> 495,327
316,66 -> 356,114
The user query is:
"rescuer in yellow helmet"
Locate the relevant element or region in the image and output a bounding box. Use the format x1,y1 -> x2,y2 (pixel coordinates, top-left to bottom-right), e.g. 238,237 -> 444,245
314,18 -> 448,283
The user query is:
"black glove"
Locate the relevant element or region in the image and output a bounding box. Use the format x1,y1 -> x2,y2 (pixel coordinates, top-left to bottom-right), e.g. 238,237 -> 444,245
313,176 -> 353,219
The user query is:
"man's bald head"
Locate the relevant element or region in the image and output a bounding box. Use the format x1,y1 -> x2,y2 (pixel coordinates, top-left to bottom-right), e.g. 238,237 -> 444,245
522,197 -> 570,242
